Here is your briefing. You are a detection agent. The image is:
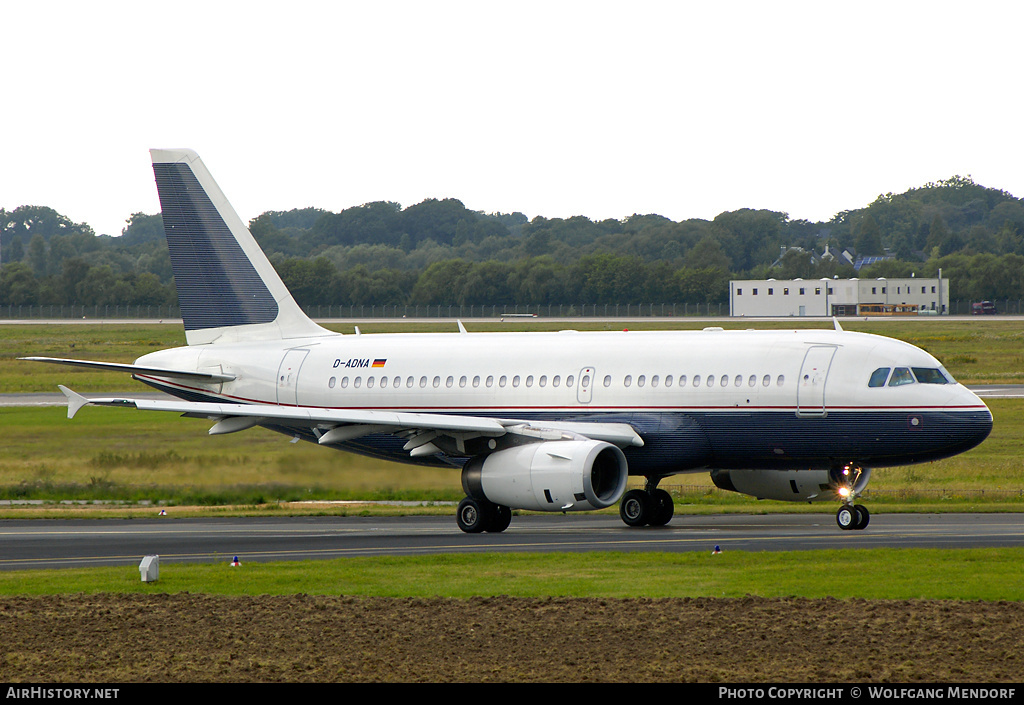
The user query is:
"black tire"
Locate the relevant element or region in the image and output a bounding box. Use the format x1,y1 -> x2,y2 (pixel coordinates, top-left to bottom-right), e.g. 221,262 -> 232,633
619,489 -> 650,527
648,489 -> 674,526
487,505 -> 512,533
836,505 -> 857,530
853,504 -> 870,530
457,497 -> 490,533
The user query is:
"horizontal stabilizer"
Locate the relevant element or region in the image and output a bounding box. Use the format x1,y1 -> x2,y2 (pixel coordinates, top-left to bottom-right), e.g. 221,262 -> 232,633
21,357 -> 235,383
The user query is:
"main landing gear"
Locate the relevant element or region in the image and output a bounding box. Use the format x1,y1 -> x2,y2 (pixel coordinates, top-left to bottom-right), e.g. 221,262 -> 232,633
619,479 -> 674,527
456,497 -> 512,534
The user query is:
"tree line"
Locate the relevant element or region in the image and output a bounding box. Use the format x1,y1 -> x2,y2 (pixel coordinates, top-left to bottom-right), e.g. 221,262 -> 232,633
3,175 -> 1024,309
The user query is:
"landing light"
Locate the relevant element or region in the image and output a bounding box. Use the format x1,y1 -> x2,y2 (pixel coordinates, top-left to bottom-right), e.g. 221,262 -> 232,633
837,486 -> 851,498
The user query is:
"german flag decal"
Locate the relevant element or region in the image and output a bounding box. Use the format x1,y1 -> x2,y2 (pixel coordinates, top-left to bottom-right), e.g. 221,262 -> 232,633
372,359 -> 387,368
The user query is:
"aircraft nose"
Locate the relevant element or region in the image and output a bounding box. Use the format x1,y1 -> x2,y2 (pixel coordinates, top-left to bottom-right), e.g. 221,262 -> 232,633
961,388 -> 993,450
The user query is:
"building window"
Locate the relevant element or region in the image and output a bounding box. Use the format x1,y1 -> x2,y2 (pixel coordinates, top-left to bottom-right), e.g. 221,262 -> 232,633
783,288 -> 789,295
752,288 -> 758,295
768,288 -> 774,295
736,288 -> 742,295
799,288 -> 805,295
815,287 -> 820,295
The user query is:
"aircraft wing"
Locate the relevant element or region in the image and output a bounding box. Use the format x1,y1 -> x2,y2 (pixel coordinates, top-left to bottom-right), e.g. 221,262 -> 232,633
58,387 -> 644,454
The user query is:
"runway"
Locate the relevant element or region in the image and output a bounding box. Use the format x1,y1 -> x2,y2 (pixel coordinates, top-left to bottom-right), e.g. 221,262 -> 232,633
1,513 -> 1021,571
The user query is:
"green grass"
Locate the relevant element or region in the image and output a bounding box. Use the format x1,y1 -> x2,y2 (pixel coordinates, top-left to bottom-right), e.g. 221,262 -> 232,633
2,549 -> 1023,600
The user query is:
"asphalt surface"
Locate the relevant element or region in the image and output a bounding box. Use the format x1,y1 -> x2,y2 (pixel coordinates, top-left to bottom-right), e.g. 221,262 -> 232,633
1,512 -> 1021,571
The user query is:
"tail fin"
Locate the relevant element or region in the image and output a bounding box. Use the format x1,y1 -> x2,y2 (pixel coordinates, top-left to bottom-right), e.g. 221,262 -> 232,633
150,148 -> 330,345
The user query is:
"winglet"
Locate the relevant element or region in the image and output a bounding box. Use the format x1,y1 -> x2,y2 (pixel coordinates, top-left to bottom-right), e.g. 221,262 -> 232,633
58,385 -> 90,419
457,320 -> 468,334
833,317 -> 844,332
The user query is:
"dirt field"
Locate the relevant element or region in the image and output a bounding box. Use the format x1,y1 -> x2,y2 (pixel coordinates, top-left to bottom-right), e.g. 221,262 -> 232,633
1,594 -> 1021,682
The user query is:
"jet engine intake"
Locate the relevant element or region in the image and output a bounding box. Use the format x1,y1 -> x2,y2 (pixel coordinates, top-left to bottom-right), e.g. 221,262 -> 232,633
462,440 -> 629,512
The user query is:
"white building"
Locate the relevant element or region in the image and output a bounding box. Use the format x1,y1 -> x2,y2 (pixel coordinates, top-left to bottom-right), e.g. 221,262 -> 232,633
729,276 -> 949,317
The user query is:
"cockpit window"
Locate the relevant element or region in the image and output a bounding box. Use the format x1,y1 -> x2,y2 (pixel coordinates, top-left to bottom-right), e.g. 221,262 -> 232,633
868,368 -> 890,387
913,367 -> 953,384
888,367 -> 915,386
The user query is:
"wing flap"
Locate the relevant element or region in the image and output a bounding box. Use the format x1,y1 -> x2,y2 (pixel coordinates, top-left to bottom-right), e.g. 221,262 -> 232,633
58,387 -> 644,450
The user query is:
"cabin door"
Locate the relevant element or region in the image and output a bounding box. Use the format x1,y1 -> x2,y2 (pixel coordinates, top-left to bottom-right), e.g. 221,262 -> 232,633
277,349 -> 310,406
796,346 -> 836,417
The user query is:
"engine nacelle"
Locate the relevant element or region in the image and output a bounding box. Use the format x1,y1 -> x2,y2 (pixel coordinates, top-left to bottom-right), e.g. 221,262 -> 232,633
462,440 -> 629,512
710,467 -> 872,503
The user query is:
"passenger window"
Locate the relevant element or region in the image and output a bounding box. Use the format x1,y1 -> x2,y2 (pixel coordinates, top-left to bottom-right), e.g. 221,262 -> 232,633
446,376 -> 454,388
721,376 -> 728,387
394,376 -> 401,388
888,367 -> 915,386
553,375 -> 560,387
624,375 -> 632,388
692,375 -> 700,387
512,375 -> 521,387
459,376 -> 467,388
419,376 -> 428,388
367,377 -> 375,389
602,375 -> 610,387
665,375 -> 673,387
380,376 -> 388,388
486,375 -> 493,388
706,375 -> 715,387
637,375 -> 645,388
651,375 -> 659,388
328,377 -> 336,389
678,375 -> 686,387
526,375 -> 534,387
541,376 -> 549,387
499,375 -> 507,387
748,375 -> 756,387
776,375 -> 785,387
868,368 -> 890,387
433,376 -> 441,388
734,375 -> 742,387
762,375 -> 770,387
566,375 -> 575,387
354,377 -> 362,388
473,376 -> 481,388
581,374 -> 590,387
406,376 -> 414,388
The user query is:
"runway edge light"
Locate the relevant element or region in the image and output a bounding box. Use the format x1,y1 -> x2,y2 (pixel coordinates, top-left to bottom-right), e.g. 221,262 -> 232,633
139,555 -> 159,582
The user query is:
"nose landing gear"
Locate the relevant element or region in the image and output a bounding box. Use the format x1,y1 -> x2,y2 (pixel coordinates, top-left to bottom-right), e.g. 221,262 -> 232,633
833,463 -> 870,531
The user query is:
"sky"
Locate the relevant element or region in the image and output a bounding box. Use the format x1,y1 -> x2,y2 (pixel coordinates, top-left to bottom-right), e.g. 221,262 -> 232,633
3,1 -> 1023,237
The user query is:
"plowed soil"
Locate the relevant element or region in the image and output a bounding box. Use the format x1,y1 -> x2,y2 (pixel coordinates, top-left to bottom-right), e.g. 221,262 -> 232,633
1,594 -> 1021,682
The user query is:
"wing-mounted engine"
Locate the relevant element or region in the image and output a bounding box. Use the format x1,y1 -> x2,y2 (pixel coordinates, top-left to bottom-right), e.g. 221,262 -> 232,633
461,440 -> 629,513
710,467 -> 872,503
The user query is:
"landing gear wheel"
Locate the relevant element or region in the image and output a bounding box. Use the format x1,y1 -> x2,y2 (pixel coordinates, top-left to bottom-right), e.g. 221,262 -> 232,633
620,489 -> 650,527
836,505 -> 857,530
853,504 -> 870,530
457,497 -> 490,534
487,505 -> 512,533
647,489 -> 674,526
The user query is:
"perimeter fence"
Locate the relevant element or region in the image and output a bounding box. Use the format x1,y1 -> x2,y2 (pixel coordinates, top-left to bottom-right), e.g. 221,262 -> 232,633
2,299 -> 1023,320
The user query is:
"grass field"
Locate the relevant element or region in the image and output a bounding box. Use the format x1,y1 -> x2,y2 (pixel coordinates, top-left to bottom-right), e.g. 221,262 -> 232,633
2,548 -> 1023,600
1,319 -> 1022,605
1,319 -> 1021,510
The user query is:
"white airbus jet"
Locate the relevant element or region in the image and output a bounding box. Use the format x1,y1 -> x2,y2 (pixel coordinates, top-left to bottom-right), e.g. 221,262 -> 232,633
25,149 -> 993,533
